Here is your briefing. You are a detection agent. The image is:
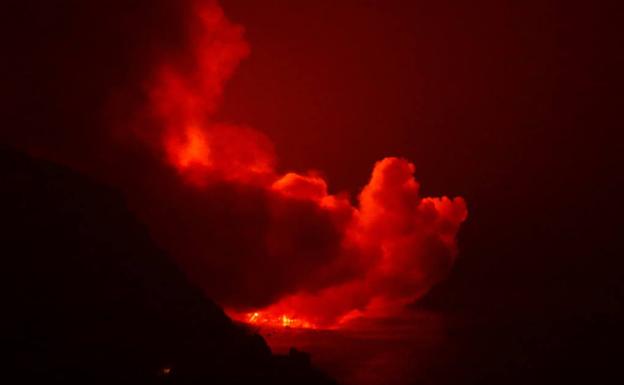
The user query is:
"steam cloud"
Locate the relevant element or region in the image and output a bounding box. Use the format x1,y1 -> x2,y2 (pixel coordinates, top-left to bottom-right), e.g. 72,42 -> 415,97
136,0 -> 467,327
4,0 -> 467,328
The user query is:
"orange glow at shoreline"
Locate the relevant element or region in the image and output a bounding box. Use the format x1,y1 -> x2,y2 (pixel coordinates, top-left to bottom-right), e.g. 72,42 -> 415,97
230,310 -> 319,330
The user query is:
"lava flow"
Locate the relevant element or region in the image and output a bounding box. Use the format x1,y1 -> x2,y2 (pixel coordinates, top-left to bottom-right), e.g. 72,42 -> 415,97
136,0 -> 467,329
245,312 -> 317,330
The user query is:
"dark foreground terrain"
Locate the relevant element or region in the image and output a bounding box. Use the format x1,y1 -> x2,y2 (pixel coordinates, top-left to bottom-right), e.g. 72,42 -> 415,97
1,147 -> 335,385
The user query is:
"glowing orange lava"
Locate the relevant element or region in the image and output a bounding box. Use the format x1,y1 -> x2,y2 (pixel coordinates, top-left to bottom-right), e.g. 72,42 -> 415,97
231,311 -> 318,330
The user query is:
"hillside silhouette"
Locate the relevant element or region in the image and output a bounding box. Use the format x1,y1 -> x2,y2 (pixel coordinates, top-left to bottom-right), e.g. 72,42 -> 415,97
1,146 -> 335,385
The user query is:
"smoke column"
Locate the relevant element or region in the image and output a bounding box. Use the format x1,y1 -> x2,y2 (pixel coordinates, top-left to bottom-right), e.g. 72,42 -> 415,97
134,0 -> 467,328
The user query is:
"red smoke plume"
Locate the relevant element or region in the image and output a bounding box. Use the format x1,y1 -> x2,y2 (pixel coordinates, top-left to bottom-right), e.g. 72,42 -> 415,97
141,0 -> 467,328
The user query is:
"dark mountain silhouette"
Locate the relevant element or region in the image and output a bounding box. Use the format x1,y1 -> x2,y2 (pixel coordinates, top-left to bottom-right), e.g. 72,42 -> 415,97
1,146 -> 336,385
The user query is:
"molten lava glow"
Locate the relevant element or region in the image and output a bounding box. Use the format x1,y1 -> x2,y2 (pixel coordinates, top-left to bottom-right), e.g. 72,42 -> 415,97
142,0 -> 467,329
234,309 -> 363,330
243,312 -> 317,329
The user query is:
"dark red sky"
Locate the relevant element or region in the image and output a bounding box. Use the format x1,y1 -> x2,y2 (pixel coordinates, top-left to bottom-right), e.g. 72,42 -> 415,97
214,0 -> 618,198
3,0 -> 618,200
1,0 -> 622,382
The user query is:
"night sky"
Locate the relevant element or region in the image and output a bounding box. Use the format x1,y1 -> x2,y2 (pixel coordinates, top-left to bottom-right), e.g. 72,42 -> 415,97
2,1 -> 622,384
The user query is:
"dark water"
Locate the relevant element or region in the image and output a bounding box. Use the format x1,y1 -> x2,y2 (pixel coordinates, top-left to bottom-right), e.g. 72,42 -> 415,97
260,307 -> 624,385
259,311 -> 449,385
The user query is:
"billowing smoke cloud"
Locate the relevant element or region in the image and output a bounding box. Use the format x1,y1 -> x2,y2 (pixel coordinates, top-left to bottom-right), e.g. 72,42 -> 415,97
133,0 -> 467,327
4,0 -> 467,328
